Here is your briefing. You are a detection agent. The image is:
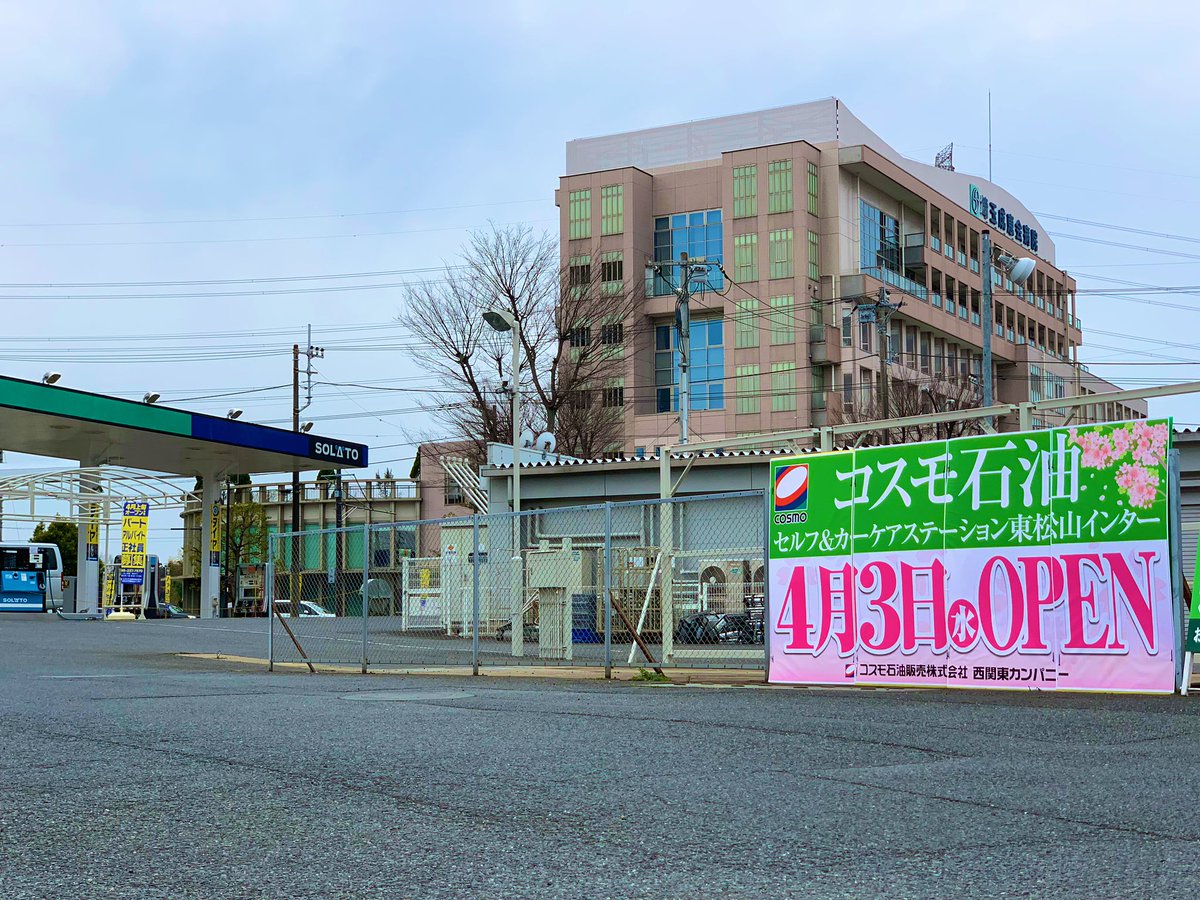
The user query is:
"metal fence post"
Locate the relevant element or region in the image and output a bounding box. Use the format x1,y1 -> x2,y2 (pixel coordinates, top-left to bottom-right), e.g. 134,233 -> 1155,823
602,503 -> 615,677
1170,449 -> 1185,692
472,515 -> 482,675
400,556 -> 408,631
603,502 -> 613,678
265,546 -> 275,672
361,522 -> 370,675
762,487 -> 771,683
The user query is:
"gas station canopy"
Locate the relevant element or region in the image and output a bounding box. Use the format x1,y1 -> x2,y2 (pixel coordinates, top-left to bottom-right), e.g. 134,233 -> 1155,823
0,375 -> 367,475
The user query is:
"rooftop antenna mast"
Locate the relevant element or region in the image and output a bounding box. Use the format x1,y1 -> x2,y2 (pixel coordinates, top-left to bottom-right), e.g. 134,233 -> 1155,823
988,91 -> 993,181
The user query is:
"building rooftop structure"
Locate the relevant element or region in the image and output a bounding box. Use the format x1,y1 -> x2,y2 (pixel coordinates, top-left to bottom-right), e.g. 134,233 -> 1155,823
556,97 -> 1142,456
566,97 -> 1057,263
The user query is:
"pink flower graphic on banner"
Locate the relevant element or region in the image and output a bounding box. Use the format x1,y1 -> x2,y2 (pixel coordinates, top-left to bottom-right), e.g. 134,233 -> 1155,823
1116,462 -> 1160,509
1074,429 -> 1116,469
1069,421 -> 1167,508
1110,427 -> 1132,458
1131,421 -> 1168,467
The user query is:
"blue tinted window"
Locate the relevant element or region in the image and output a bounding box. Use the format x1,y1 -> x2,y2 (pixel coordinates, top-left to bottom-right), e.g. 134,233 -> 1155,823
652,316 -> 725,412
655,324 -> 671,351
651,209 -> 725,296
860,200 -> 900,273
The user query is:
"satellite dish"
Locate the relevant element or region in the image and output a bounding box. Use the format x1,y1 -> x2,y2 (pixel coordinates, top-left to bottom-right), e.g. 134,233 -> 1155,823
535,432 -> 557,453
519,428 -> 535,449
1009,257 -> 1036,283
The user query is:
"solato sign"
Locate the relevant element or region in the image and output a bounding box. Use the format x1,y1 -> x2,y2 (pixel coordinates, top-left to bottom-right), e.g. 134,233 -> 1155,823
768,421 -> 1176,693
308,436 -> 363,464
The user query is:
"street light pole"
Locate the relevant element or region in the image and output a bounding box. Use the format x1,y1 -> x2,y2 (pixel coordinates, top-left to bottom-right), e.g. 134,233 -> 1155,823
509,326 -> 521,523
483,308 -> 524,657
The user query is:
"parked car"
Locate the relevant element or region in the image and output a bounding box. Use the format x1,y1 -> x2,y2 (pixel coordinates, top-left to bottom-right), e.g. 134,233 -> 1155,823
495,621 -> 539,642
162,604 -> 196,619
674,612 -> 761,645
272,601 -> 336,618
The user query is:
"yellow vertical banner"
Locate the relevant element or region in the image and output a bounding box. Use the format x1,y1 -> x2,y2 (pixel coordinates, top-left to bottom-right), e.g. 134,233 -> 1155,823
119,501 -> 149,585
209,502 -> 221,567
85,504 -> 99,562
163,573 -> 173,605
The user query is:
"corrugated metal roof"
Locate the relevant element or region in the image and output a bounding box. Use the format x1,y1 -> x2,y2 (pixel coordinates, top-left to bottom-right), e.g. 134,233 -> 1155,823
482,446 -> 833,472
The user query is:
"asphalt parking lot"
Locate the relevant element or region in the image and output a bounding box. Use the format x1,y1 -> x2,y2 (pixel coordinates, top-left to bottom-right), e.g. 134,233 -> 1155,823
3,613 -> 1199,898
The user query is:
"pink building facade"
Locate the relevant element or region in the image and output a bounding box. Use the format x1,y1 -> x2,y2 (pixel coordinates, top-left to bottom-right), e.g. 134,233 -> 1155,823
556,99 -> 1142,454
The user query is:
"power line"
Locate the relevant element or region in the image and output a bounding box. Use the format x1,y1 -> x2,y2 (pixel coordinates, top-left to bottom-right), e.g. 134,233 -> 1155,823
1048,232 -> 1200,261
0,264 -> 462,289
944,144 -> 1200,182
0,278 -> 448,301
0,321 -> 401,343
0,198 -> 549,229
1036,213 -> 1200,246
0,217 -> 553,249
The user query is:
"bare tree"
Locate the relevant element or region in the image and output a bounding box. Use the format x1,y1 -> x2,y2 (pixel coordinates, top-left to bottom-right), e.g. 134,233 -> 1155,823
831,372 -> 986,445
396,224 -> 641,461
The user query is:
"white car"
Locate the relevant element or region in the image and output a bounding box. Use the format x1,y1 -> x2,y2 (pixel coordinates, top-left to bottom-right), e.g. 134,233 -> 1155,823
272,601 -> 336,617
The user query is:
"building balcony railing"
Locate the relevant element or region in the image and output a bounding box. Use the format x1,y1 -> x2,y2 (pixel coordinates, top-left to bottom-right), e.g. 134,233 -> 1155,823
250,478 -> 418,505
861,266 -> 927,302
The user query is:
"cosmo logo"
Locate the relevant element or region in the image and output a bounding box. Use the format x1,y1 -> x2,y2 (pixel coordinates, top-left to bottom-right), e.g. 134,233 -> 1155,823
773,464 -> 809,524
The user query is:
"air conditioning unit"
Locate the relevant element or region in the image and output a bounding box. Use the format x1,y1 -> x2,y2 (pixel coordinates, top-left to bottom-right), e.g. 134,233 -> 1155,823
526,542 -> 599,660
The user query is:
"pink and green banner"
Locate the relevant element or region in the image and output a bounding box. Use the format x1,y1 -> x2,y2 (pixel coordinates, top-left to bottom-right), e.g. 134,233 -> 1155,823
768,420 -> 1176,693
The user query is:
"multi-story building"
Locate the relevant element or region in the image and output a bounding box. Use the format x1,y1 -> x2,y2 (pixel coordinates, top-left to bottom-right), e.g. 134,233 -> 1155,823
556,98 -> 1142,454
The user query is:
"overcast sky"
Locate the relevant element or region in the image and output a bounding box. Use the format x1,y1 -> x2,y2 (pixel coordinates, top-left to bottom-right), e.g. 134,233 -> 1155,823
1,0 -> 1197,555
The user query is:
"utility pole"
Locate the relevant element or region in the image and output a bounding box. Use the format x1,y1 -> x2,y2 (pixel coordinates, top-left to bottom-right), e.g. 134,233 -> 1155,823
981,229 -> 994,427
291,326 -> 325,616
646,252 -> 710,445
291,343 -> 301,616
876,288 -> 891,426
858,287 -> 902,444
334,470 -> 344,616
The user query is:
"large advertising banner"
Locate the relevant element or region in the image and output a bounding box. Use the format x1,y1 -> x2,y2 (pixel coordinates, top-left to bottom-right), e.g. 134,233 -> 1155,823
768,420 -> 1176,693
119,500 -> 149,585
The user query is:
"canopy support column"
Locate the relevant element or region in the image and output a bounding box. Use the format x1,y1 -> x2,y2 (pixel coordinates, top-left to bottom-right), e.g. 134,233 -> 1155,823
75,459 -> 101,613
199,473 -> 222,619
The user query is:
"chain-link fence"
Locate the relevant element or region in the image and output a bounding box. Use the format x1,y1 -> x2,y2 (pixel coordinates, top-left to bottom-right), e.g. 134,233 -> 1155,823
267,490 -> 766,674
